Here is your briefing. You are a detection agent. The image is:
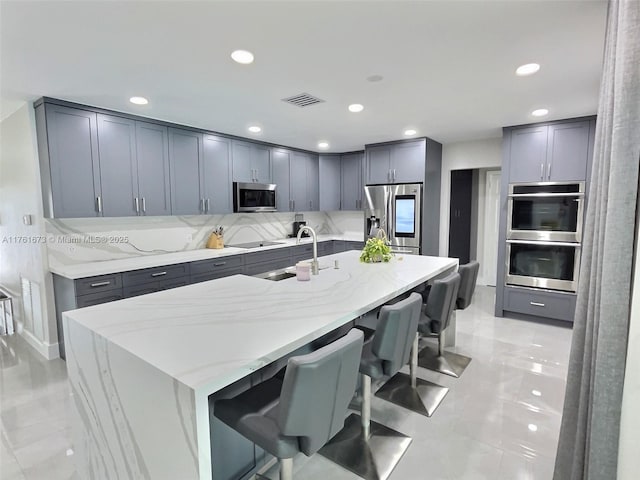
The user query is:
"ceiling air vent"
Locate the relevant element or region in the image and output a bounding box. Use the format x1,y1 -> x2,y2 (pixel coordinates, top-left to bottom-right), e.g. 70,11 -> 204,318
282,93 -> 325,108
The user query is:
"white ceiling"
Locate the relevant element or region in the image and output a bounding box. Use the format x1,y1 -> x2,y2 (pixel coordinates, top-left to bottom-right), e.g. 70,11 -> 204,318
0,0 -> 607,152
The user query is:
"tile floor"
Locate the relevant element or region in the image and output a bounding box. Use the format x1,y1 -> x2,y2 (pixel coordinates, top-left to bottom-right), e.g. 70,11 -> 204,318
0,286 -> 572,480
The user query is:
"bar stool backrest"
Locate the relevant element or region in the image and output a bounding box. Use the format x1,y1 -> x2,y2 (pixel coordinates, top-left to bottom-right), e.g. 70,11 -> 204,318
457,261 -> 480,309
277,329 -> 364,456
425,272 -> 461,332
374,293 -> 422,376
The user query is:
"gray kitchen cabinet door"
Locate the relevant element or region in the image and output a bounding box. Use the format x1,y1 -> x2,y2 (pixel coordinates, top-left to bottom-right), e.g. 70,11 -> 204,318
136,122 -> 171,216
546,120 -> 590,181
508,126 -> 549,183
252,144 -> 272,183
290,152 -> 308,212
366,146 -> 392,184
319,155 -> 341,211
231,140 -> 253,182
272,149 -> 292,211
341,153 -> 363,210
45,104 -> 102,217
392,141 -> 425,183
169,128 -> 204,215
306,154 -> 319,211
202,134 -> 232,214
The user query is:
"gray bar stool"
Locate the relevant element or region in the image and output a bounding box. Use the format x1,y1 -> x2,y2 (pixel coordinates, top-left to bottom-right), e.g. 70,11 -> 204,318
319,293 -> 423,480
213,329 -> 364,480
417,266 -> 473,378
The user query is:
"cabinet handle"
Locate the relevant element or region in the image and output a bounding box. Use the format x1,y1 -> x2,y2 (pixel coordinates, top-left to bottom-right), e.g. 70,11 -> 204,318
141,197 -> 146,213
206,198 -> 211,213
90,281 -> 110,287
530,301 -> 546,307
547,162 -> 551,180
393,169 -> 397,181
292,200 -> 295,211
213,262 -> 227,267
540,163 -> 544,181
134,197 -> 140,213
96,196 -> 103,214
309,200 -> 312,209
200,198 -> 205,213
151,272 -> 167,277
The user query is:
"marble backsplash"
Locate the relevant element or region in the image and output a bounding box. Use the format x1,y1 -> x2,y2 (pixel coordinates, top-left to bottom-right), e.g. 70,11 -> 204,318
45,211 -> 364,267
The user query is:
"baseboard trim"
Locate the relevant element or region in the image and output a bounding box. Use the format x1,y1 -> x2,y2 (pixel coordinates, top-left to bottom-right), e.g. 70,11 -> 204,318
18,328 -> 60,360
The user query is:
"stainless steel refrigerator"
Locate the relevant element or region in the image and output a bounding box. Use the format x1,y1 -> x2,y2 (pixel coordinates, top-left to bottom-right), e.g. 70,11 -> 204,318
364,183 -> 423,255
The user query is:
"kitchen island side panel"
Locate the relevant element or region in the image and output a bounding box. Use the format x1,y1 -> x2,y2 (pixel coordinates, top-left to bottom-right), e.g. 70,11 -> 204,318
64,316 -> 202,480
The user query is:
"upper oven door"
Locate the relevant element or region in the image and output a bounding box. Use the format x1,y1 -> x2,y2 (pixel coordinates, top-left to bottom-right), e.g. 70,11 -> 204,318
234,182 -> 277,212
507,182 -> 585,243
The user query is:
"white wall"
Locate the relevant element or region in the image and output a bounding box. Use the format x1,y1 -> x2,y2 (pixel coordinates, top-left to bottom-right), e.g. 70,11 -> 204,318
0,103 -> 57,358
618,207 -> 640,479
439,137 -> 502,261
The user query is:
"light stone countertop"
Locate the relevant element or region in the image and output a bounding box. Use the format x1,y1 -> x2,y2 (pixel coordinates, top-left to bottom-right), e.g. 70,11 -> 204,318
63,250 -> 457,395
50,233 -> 365,279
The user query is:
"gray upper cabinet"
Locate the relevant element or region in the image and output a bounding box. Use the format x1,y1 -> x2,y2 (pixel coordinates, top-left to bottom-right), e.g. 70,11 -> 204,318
40,104 -> 102,218
169,128 -> 204,215
365,140 -> 425,184
202,134 -> 232,214
97,114 -> 138,217
508,120 -> 590,183
546,121 -> 590,181
272,149 -> 292,211
319,155 -> 341,211
340,153 -> 364,210
290,153 -> 307,212
508,126 -> 549,183
232,140 -> 272,183
135,122 -> 171,216
306,153 -> 319,211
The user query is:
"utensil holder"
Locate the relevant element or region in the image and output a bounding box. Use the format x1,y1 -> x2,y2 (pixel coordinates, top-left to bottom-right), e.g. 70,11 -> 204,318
206,233 -> 224,249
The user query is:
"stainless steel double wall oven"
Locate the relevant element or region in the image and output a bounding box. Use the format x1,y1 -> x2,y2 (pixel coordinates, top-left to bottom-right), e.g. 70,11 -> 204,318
505,181 -> 585,292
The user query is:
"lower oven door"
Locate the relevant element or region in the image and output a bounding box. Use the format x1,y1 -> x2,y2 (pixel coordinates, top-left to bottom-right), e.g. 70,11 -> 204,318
506,240 -> 581,292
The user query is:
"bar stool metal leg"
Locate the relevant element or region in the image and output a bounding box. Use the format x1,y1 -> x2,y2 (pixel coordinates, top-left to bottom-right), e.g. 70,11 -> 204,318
280,458 -> 293,480
418,325 -> 472,378
361,374 -> 371,438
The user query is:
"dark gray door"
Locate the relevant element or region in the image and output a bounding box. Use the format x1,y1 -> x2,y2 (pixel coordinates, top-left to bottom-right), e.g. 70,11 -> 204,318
169,128 -> 203,215
97,114 -> 138,217
508,126 -> 549,183
366,146 -> 392,184
290,152 -> 307,211
202,134 -> 232,214
392,141 -> 425,183
341,153 -> 363,210
45,105 -> 101,217
449,169 -> 473,264
272,149 -> 292,211
231,140 -> 253,182
319,155 -> 341,211
547,120 -> 590,181
306,154 -> 319,211
252,145 -> 271,183
135,122 -> 171,216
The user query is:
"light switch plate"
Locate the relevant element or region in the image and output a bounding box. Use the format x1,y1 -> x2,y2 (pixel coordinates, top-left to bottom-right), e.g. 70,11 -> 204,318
23,215 -> 32,225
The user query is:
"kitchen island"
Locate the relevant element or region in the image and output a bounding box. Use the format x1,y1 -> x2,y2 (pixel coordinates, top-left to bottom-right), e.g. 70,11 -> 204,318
63,250 -> 457,479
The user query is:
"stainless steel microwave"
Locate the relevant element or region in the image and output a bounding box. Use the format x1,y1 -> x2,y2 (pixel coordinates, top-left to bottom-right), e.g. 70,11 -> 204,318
233,182 -> 277,212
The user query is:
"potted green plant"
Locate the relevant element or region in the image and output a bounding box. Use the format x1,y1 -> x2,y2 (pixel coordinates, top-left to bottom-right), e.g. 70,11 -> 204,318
360,236 -> 392,263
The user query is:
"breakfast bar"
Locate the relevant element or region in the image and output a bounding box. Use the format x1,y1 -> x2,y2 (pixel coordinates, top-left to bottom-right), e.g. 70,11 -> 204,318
63,250 -> 457,479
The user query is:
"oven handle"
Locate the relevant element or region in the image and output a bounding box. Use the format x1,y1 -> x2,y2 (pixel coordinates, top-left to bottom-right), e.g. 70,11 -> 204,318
506,239 -> 581,247
508,192 -> 585,198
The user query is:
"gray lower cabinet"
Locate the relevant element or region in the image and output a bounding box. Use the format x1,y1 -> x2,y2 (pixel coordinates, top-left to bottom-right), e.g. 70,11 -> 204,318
344,241 -> 365,251
169,128 -> 204,215
97,114 -> 139,217
244,248 -> 292,276
123,277 -> 189,298
190,255 -> 244,283
232,140 -> 272,183
291,241 -> 334,263
340,152 -> 364,210
202,135 -> 232,214
37,103 -> 102,218
319,154 -> 341,211
503,286 -> 576,322
136,122 -> 171,216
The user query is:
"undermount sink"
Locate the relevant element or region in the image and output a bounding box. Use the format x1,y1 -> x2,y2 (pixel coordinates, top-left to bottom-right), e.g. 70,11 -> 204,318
254,269 -> 297,281
227,240 -> 285,249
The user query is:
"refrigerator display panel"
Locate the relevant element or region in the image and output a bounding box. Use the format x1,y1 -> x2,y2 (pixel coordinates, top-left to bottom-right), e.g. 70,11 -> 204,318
395,195 -> 415,237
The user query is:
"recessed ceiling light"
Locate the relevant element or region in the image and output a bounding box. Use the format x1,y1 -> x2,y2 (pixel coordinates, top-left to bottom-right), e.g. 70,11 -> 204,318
231,50 -> 254,64
129,96 -> 148,105
531,108 -> 549,117
318,141 -> 329,149
532,390 -> 542,397
404,129 -> 417,136
516,63 -> 541,76
248,126 -> 262,133
348,104 -> 364,113
528,424 -> 538,432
